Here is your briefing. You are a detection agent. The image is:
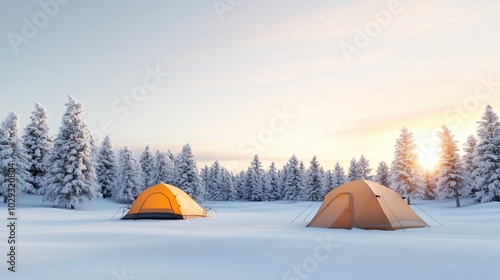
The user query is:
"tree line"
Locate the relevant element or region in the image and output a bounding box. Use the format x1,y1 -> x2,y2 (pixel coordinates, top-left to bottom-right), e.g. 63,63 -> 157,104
1,96 -> 499,208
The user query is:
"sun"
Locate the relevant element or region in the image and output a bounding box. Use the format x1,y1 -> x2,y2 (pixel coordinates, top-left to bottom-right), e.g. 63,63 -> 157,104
418,153 -> 440,171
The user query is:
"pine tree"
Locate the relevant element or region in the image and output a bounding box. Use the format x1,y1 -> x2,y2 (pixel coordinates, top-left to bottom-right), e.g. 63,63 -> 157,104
139,145 -> 156,190
356,155 -> 372,180
283,155 -> 304,202
331,163 -> 346,188
472,105 -> 500,203
374,161 -> 391,187
0,112 -> 33,202
43,96 -> 99,209
96,136 -> 117,198
422,168 -> 437,200
298,161 -> 306,199
435,126 -> 465,207
305,156 -> 323,201
347,158 -> 359,182
114,147 -> 141,203
265,162 -> 280,200
462,135 -> 478,198
174,143 -> 204,202
218,168 -> 235,201
246,155 -> 266,201
153,150 -> 172,185
164,150 -> 176,185
207,161 -> 222,201
22,103 -> 52,193
234,170 -> 247,200
321,170 -> 334,197
390,127 -> 424,204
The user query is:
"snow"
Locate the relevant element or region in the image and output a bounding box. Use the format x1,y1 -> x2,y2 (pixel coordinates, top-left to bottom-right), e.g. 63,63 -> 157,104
1,196 -> 499,280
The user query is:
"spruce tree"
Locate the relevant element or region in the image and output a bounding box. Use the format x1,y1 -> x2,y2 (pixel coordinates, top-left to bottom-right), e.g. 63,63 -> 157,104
305,156 -> 323,201
22,103 -> 52,193
347,158 -> 359,182
139,145 -> 156,190
374,161 -> 391,187
265,162 -> 280,200
356,155 -> 372,180
462,135 -> 478,198
0,112 -> 33,202
283,155 -> 303,202
96,136 -> 117,198
174,143 -> 204,202
331,163 -> 346,188
43,96 -> 99,209
435,126 -> 465,207
153,150 -> 171,185
390,127 -> 424,204
472,105 -> 500,203
246,155 -> 266,201
114,147 -> 141,203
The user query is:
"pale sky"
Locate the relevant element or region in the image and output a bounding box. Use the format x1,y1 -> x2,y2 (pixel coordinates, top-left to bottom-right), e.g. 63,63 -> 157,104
1,0 -> 499,172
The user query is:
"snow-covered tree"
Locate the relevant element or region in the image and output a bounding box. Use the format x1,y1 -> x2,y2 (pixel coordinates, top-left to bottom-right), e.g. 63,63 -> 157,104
422,168 -> 437,200
153,150 -> 173,185
305,156 -> 323,201
472,105 -> 500,203
321,170 -> 334,197
234,170 -> 247,200
114,147 -> 141,203
22,103 -> 52,193
283,155 -> 304,202
347,158 -> 360,182
96,136 -> 117,198
43,96 -> 99,209
246,155 -> 266,201
174,143 -> 205,202
298,161 -> 307,199
265,162 -> 280,200
461,135 -> 478,198
0,112 -> 33,202
435,126 -> 465,207
374,161 -> 391,187
206,161 -> 222,201
139,145 -> 156,190
390,127 -> 424,204
218,168 -> 235,201
356,155 -> 372,180
331,163 -> 346,188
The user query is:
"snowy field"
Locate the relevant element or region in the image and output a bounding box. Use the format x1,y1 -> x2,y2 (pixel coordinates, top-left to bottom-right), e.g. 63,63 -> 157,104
1,195 -> 499,280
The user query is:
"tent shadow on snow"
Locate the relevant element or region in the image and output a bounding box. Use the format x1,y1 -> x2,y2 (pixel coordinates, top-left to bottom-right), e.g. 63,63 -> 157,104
121,183 -> 209,220
308,180 -> 429,230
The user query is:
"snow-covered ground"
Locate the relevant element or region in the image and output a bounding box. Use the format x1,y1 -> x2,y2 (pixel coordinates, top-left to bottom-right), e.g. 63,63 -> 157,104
1,195 -> 499,280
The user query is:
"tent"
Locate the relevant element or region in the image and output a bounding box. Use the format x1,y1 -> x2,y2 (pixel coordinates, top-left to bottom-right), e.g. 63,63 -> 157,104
122,183 -> 208,220
307,180 -> 428,230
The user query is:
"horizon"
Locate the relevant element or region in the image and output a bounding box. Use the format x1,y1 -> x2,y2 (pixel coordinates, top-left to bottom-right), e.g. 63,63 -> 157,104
2,0 -> 499,173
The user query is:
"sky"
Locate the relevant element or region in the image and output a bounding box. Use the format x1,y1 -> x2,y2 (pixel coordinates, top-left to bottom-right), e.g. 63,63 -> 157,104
1,0 -> 499,173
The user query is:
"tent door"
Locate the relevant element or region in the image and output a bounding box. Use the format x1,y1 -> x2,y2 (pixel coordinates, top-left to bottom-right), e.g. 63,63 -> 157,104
330,193 -> 353,229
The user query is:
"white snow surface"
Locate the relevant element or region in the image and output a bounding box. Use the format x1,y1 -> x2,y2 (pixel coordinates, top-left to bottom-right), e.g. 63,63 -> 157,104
1,196 -> 499,280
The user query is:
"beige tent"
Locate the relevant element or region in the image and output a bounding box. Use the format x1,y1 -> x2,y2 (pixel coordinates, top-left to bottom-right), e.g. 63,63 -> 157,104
308,180 -> 428,230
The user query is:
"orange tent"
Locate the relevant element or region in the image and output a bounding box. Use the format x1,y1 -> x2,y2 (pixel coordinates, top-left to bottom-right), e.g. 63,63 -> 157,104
122,183 -> 208,220
308,180 -> 428,230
